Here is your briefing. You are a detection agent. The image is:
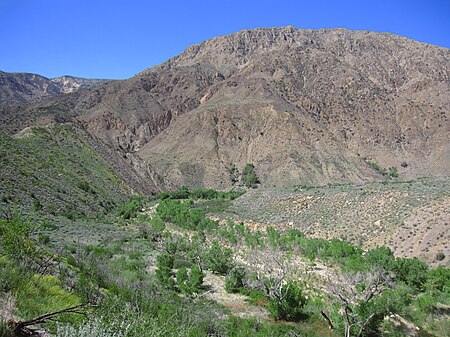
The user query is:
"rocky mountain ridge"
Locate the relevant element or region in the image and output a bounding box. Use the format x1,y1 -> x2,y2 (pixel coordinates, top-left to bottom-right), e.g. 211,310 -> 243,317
0,27 -> 449,190
0,71 -> 110,104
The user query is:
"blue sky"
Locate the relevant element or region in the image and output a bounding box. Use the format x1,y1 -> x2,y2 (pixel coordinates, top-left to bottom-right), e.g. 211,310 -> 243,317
1,0 -> 449,79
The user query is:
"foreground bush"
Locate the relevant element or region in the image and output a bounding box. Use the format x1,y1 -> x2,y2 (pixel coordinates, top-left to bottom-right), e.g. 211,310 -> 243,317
268,282 -> 306,321
202,240 -> 233,275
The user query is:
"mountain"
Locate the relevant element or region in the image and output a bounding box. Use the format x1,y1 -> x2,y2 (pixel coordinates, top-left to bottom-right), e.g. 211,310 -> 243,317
0,27 -> 449,190
51,75 -> 110,94
0,71 -> 62,103
0,71 -> 110,104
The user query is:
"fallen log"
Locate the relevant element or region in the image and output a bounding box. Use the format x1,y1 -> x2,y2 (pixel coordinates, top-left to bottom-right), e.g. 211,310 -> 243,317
12,303 -> 89,336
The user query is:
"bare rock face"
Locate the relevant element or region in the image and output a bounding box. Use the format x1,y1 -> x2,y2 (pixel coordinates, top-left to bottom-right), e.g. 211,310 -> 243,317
1,27 -> 449,189
50,75 -> 110,94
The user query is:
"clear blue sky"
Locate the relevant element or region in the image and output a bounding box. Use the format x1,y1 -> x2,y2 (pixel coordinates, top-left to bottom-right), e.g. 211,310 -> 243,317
1,0 -> 449,79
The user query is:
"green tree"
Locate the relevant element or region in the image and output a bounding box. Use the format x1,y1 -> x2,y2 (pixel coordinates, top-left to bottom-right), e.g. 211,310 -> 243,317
392,257 -> 428,290
155,253 -> 175,290
329,268 -> 395,337
189,264 -> 204,293
426,266 -> 450,292
364,246 -> 395,268
242,163 -> 259,188
203,240 -> 233,275
148,216 -> 166,241
268,281 -> 306,321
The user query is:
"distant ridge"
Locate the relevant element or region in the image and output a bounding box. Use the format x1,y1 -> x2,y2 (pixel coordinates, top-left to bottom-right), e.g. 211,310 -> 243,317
0,70 -> 110,103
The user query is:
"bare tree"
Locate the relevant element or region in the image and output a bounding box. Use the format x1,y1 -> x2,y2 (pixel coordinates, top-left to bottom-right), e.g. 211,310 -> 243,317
328,267 -> 395,337
247,247 -> 290,301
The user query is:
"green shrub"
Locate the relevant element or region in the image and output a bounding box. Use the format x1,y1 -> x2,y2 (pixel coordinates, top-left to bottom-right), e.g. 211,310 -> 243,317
225,267 -> 246,293
202,240 -> 233,275
32,198 -> 43,211
389,167 -> 399,178
156,188 -> 245,201
0,257 -> 29,293
118,197 -> 142,219
149,217 -> 165,240
369,161 -> 387,175
156,199 -> 218,231
176,264 -> 204,294
268,282 -> 306,321
436,252 -> 445,261
323,238 -> 361,259
165,187 -> 190,200
38,233 -> 50,245
138,217 -> 166,241
427,266 -> 450,292
77,181 -> 92,193
224,316 -> 302,336
189,264 -> 204,293
176,267 -> 190,293
392,258 -> 428,290
242,163 -> 259,188
155,253 -> 175,290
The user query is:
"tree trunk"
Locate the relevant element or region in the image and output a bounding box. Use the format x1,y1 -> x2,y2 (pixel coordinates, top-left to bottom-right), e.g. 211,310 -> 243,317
345,323 -> 351,337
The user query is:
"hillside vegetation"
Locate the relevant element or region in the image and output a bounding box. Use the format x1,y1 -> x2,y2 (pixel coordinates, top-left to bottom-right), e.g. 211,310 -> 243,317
0,124 -> 129,221
0,188 -> 449,337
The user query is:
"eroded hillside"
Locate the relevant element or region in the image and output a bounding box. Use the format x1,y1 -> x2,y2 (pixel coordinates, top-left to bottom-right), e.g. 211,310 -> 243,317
0,27 -> 448,189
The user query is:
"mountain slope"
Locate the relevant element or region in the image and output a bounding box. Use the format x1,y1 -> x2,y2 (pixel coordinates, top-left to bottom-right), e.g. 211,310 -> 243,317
0,71 -> 62,103
0,27 -> 449,189
0,124 -> 129,218
0,71 -> 110,104
139,27 -> 450,187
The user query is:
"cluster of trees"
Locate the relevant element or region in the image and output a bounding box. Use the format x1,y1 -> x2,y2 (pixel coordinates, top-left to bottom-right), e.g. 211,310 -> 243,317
368,161 -> 399,178
226,163 -> 260,188
156,199 -> 218,231
155,188 -> 245,201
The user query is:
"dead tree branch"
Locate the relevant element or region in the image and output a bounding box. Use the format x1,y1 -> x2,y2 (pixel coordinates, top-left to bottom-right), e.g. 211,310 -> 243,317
12,303 -> 92,336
